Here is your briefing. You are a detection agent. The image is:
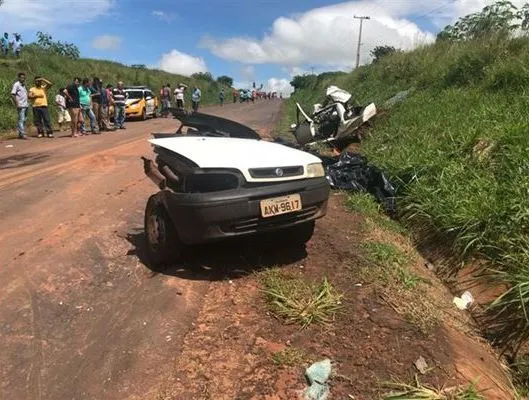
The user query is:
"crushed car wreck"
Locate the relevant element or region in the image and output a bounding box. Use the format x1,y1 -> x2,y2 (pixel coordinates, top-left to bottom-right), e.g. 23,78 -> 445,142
142,110 -> 330,266
291,86 -> 376,147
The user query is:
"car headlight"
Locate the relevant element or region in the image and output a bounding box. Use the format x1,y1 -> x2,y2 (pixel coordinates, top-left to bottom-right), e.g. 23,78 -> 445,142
306,163 -> 325,178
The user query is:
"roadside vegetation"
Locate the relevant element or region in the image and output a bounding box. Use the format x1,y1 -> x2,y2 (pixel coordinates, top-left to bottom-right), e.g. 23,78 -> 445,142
260,269 -> 342,328
0,32 -> 231,135
280,0 -> 529,376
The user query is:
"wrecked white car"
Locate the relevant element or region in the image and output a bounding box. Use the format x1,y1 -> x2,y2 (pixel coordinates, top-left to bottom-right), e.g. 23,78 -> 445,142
142,110 -> 330,266
292,85 -> 377,146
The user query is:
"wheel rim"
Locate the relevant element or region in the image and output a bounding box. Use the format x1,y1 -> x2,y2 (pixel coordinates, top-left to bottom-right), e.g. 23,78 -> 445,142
147,210 -> 164,250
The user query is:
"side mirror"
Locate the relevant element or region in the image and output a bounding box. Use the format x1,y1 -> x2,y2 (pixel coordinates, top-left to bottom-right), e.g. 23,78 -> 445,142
146,96 -> 152,100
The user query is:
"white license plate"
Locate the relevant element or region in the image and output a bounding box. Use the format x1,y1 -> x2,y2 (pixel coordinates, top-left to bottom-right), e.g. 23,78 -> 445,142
260,194 -> 302,218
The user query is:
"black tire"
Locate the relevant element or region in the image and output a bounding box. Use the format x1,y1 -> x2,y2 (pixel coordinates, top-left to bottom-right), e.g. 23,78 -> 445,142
152,107 -> 159,118
276,221 -> 315,246
141,108 -> 147,121
144,194 -> 182,268
294,123 -> 314,146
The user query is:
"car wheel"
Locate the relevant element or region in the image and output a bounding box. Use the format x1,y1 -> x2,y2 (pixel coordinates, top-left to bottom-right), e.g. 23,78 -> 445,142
276,221 -> 316,246
141,108 -> 147,121
294,123 -> 314,146
152,107 -> 159,118
144,194 -> 182,268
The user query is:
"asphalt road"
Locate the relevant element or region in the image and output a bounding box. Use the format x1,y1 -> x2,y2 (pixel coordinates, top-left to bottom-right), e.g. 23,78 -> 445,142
0,100 -> 283,399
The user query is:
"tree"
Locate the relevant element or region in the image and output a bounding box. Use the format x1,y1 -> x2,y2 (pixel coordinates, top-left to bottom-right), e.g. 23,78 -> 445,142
370,45 -> 398,62
35,31 -> 80,59
290,74 -> 318,91
191,72 -> 213,82
217,75 -> 234,87
438,1 -> 519,41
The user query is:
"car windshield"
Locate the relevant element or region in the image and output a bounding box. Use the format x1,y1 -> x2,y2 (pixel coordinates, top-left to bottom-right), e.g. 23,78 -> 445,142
126,91 -> 143,99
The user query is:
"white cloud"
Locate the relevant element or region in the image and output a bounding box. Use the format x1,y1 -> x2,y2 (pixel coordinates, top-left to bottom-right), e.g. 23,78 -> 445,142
92,35 -> 122,50
241,65 -> 256,82
0,0 -> 114,28
265,78 -> 294,98
201,0 -> 528,69
152,10 -> 176,23
158,49 -> 208,76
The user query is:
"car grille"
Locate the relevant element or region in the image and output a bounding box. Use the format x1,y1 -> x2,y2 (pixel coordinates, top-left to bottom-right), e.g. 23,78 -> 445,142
222,206 -> 319,233
249,166 -> 303,179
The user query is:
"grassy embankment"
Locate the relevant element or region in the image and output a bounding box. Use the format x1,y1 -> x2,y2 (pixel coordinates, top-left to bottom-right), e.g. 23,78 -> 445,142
279,35 -> 529,360
0,47 -> 226,137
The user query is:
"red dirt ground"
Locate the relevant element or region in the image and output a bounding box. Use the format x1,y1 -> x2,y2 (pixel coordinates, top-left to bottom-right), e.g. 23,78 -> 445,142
0,101 -> 514,399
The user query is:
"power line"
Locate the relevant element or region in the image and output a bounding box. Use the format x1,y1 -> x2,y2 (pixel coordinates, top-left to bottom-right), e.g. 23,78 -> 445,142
354,15 -> 371,69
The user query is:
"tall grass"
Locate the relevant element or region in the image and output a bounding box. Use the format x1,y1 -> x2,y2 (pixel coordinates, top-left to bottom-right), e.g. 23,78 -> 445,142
0,47 -> 227,133
280,35 -> 529,355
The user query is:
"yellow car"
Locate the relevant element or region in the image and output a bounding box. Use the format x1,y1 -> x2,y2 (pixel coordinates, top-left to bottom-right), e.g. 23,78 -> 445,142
124,86 -> 160,120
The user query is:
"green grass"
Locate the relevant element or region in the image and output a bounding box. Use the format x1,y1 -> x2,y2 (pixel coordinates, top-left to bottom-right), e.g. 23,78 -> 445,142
260,269 -> 343,328
271,348 -> 306,367
0,47 -> 229,135
362,242 -> 409,268
347,193 -> 408,235
279,34 -> 529,356
382,377 -> 484,400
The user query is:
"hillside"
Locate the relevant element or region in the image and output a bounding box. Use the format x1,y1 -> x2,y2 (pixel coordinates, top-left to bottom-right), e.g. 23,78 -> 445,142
0,47 -> 226,134
280,34 -> 529,377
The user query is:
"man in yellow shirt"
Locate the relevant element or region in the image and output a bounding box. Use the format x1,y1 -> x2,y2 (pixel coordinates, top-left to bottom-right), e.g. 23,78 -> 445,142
28,76 -> 54,138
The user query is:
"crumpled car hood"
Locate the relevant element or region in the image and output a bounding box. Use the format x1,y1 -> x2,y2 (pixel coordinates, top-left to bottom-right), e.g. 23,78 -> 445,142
149,136 -> 322,183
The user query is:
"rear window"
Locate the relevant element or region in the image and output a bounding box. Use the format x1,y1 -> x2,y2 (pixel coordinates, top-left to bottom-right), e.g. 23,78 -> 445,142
126,90 -> 143,99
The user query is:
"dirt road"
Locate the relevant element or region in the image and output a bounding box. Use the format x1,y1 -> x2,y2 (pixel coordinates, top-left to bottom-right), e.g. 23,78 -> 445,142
0,101 -> 283,399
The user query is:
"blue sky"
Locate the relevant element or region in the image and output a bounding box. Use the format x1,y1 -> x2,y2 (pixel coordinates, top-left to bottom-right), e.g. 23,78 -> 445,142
0,0 -> 505,94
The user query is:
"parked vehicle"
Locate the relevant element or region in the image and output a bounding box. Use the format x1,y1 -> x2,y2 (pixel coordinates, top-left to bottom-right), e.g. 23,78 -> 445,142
124,86 -> 159,120
291,86 -> 376,146
142,110 -> 330,266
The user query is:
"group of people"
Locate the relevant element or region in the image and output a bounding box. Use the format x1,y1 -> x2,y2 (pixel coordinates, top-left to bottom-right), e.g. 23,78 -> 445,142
231,89 -> 281,103
160,83 -> 202,116
1,33 -> 22,57
11,72 -> 129,140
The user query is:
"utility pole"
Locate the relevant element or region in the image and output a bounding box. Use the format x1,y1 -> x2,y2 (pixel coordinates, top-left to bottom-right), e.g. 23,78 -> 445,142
354,15 -> 370,69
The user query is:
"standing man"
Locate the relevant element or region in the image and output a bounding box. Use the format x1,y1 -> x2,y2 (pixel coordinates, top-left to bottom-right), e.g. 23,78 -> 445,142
191,86 -> 201,113
161,83 -> 171,117
219,89 -> 225,106
112,81 -> 128,130
11,72 -> 28,140
55,88 -> 71,131
174,84 -> 185,110
100,83 -> 113,131
1,33 -> 9,56
28,76 -> 54,138
65,77 -> 82,137
232,88 -> 238,103
79,78 -> 99,134
12,34 -> 22,57
91,77 -> 103,131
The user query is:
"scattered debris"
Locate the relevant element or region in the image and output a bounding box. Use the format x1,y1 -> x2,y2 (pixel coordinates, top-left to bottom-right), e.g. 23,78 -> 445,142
291,85 -> 377,146
414,356 -> 429,375
384,89 -> 413,108
5,144 -> 14,148
304,359 -> 332,400
453,291 -> 474,310
317,151 -> 396,215
424,261 -> 436,272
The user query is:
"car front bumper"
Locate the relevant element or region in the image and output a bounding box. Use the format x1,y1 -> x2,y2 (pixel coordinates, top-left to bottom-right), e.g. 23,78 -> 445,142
155,177 -> 330,244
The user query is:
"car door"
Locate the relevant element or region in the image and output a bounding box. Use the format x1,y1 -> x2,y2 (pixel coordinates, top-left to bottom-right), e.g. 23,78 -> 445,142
145,91 -> 155,115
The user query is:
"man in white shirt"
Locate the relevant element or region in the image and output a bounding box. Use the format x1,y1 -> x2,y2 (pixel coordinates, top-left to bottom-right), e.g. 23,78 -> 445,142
174,85 -> 185,109
11,72 -> 28,139
55,88 -> 71,131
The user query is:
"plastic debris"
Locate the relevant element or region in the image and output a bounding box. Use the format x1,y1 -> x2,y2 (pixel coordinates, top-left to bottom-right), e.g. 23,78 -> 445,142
414,356 -> 428,374
304,359 -> 332,400
453,291 -> 474,310
318,151 -> 396,215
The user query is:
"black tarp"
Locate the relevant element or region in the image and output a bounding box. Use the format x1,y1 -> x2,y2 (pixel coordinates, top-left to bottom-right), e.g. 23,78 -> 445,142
312,151 -> 397,216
